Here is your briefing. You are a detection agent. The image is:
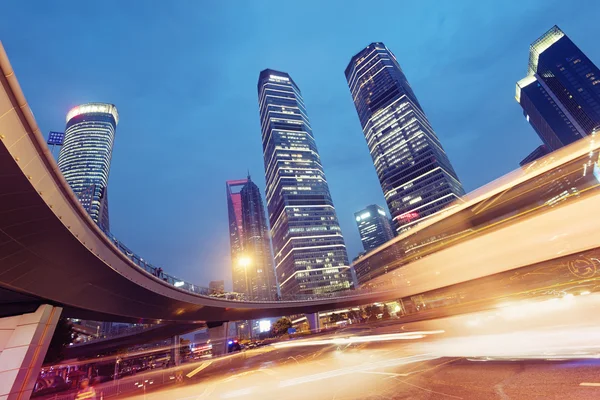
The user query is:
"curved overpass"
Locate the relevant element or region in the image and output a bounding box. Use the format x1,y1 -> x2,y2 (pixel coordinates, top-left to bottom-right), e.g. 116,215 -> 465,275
0,43 -> 402,324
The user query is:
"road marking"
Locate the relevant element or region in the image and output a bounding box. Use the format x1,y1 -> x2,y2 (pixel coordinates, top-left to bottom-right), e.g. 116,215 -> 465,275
186,361 -> 212,378
580,382 -> 600,387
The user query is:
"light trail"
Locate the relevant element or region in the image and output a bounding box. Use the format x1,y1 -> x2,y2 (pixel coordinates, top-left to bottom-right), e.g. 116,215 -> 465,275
272,330 -> 445,349
278,353 -> 437,387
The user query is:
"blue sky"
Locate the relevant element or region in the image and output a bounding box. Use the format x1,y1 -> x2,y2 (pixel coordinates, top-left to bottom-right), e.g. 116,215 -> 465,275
1,0 -> 597,288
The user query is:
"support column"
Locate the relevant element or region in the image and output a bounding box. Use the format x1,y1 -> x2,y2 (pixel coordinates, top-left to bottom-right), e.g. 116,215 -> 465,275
0,304 -> 62,400
171,335 -> 180,366
207,322 -> 230,357
306,313 -> 319,333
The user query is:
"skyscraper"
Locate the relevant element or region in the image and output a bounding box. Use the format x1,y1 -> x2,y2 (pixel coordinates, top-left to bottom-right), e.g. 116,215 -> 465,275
226,176 -> 278,301
58,103 -> 118,231
520,144 -> 551,167
354,204 -> 395,252
240,175 -> 278,301
257,69 -> 352,297
345,43 -> 464,234
226,178 -> 248,295
516,26 -> 600,152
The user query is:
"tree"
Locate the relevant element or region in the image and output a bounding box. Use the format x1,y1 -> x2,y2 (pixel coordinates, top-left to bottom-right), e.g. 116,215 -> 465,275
329,313 -> 343,324
365,305 -> 382,322
44,318 -> 78,364
382,305 -> 391,320
271,317 -> 293,336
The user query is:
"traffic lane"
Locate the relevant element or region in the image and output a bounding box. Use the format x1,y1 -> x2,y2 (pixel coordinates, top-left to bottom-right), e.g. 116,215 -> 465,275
395,358 -> 600,400
118,347 -> 600,400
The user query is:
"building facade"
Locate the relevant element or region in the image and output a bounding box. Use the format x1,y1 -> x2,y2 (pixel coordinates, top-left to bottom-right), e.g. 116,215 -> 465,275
516,26 -> 600,152
345,43 -> 464,234
520,144 -> 551,167
226,179 -> 249,295
209,280 -> 225,294
257,69 -> 352,298
354,204 -> 395,252
58,103 -> 118,231
240,176 -> 278,301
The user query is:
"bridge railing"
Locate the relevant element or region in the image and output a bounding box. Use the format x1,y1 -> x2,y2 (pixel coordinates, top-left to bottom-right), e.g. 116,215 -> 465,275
99,226 -> 383,303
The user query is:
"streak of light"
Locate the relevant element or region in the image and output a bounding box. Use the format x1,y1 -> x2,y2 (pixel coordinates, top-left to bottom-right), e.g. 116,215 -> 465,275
220,387 -> 257,398
580,383 -> 600,387
186,361 -> 212,378
221,369 -> 277,383
272,330 -> 444,349
393,377 -> 464,399
278,353 -> 437,387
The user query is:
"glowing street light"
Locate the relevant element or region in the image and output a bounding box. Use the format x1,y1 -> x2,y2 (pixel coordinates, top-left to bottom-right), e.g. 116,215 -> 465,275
238,256 -> 252,267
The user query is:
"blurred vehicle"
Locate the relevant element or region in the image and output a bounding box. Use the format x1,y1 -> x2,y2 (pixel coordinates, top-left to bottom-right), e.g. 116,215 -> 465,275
32,375 -> 70,397
227,339 -> 242,352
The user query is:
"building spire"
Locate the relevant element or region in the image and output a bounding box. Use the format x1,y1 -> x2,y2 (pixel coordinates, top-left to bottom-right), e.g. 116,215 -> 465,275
247,169 -> 251,181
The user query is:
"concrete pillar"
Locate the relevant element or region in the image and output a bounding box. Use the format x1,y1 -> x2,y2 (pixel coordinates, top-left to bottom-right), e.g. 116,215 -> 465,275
171,335 -> 180,366
207,322 -> 230,357
306,313 -> 319,333
0,304 -> 62,400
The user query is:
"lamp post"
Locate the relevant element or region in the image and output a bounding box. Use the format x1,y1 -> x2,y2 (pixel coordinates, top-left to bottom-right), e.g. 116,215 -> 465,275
238,256 -> 252,340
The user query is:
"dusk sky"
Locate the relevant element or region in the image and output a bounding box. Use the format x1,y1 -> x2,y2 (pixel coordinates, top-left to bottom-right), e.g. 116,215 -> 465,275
1,1 -> 597,289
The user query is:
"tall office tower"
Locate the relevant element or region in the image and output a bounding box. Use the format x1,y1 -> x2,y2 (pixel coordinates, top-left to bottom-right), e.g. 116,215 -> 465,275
257,69 -> 352,298
240,175 -> 278,301
209,280 -> 225,295
58,103 -> 118,231
516,26 -> 600,152
345,43 -> 464,234
226,178 -> 249,294
354,204 -> 395,252
520,144 -> 551,167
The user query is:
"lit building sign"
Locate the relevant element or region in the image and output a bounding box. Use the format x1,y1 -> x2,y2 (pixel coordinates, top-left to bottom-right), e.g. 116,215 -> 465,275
259,319 -> 271,333
66,103 -> 119,124
47,131 -> 65,146
398,211 -> 419,222
593,163 -> 600,183
269,75 -> 289,82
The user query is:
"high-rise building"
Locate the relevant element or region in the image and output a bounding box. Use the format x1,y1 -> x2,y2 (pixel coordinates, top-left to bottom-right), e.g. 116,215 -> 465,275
520,144 -> 551,167
257,69 -> 352,298
240,175 -> 278,301
516,26 -> 600,152
58,103 -> 118,231
345,43 -> 464,234
354,204 -> 395,252
209,280 -> 225,294
226,178 -> 248,294
226,176 -> 278,301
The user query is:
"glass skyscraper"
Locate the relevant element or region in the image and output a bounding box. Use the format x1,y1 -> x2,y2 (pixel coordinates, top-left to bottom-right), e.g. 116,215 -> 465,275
516,26 -> 600,153
257,69 -> 352,298
58,103 -> 118,231
240,175 -> 278,301
226,178 -> 248,295
226,176 -> 278,300
354,204 -> 395,252
345,43 -> 464,233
